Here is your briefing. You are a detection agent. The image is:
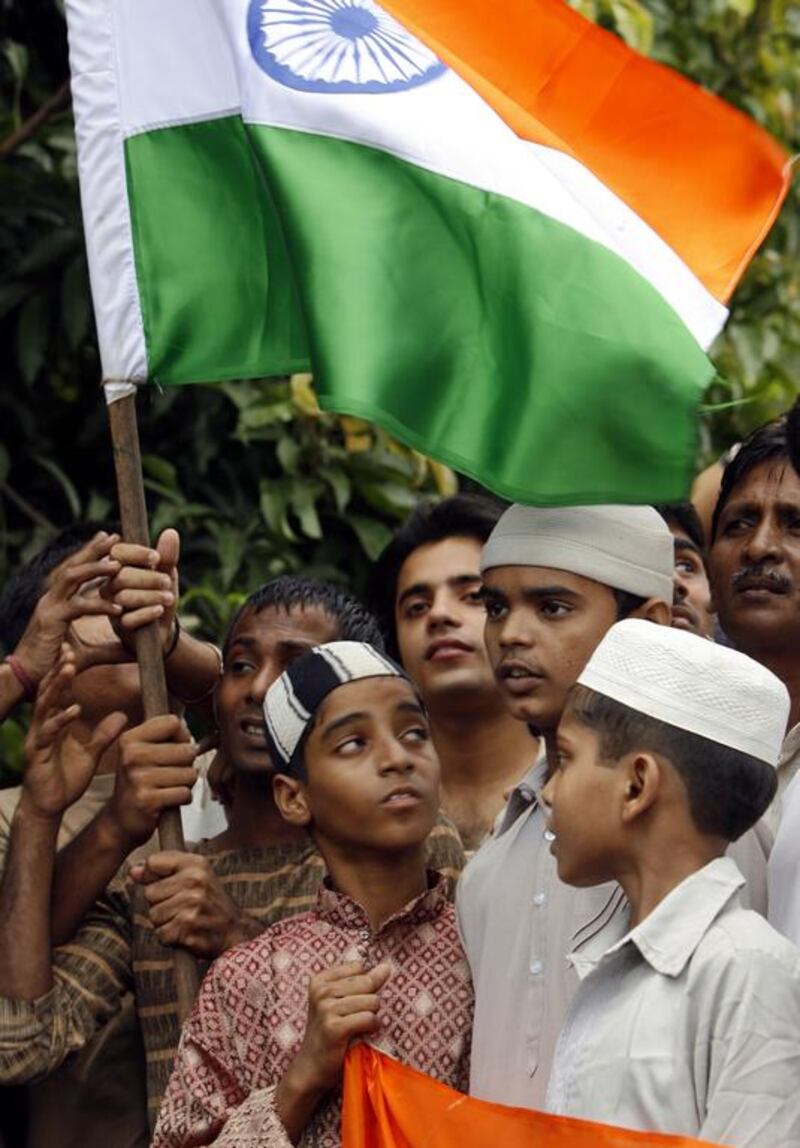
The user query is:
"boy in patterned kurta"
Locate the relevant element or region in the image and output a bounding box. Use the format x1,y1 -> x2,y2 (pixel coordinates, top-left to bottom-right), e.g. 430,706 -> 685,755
153,642 -> 473,1148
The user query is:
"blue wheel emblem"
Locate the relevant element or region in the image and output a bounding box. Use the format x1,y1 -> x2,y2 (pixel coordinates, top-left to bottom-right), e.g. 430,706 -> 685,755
247,0 -> 446,94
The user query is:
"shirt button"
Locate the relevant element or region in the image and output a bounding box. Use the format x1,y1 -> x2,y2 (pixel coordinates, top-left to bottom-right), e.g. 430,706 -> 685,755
533,892 -> 546,907
529,959 -> 543,976
358,929 -> 371,942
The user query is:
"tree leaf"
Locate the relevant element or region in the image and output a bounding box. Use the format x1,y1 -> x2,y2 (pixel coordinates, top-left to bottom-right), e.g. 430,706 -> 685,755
348,514 -> 392,561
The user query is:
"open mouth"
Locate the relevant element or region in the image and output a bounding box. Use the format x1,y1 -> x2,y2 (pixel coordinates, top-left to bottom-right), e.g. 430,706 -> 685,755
381,786 -> 422,807
497,661 -> 544,694
239,717 -> 266,744
425,639 -> 473,662
671,606 -> 699,631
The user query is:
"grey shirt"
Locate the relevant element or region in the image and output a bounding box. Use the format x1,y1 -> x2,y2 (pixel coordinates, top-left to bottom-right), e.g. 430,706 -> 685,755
456,760 -> 624,1108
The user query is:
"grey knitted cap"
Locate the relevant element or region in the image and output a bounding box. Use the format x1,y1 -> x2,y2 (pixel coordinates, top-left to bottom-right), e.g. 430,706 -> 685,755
480,504 -> 673,601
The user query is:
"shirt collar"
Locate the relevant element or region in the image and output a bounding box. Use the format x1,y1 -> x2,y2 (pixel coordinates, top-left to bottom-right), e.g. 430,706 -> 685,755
316,870 -> 448,933
779,722 -> 800,770
569,856 -> 745,980
498,754 -> 548,835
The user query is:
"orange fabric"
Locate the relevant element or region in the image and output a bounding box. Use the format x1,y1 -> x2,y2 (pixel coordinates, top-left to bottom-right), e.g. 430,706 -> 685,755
342,1044 -> 721,1148
379,0 -> 790,303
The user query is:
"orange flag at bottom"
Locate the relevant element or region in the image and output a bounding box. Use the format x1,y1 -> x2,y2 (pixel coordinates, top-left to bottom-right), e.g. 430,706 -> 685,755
342,1044 -> 719,1148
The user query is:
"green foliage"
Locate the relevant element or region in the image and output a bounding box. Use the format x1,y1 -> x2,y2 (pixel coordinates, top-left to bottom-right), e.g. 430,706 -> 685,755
1,1 -> 798,783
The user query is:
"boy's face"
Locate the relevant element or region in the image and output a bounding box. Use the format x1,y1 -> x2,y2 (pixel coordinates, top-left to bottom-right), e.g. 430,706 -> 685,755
668,526 -> 714,639
394,536 -> 494,708
482,565 -> 619,730
216,604 -> 339,775
300,676 -> 440,854
541,713 -> 622,886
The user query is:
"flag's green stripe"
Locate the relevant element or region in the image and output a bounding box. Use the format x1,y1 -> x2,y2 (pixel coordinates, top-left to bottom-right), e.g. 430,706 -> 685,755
124,116 -> 310,385
126,119 -> 714,505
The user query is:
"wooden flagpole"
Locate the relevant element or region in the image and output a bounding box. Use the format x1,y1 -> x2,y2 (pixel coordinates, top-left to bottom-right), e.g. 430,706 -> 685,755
107,391 -> 200,1020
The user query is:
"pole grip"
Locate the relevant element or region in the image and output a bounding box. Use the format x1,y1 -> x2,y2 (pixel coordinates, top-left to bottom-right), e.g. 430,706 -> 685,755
107,393 -> 200,1019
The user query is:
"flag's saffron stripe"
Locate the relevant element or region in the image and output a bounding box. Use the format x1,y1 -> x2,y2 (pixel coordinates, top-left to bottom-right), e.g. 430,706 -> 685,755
343,1043 -> 723,1148
378,0 -> 790,303
126,119 -> 712,505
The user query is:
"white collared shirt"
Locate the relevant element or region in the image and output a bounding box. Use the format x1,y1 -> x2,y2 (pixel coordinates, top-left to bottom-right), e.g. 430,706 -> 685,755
768,724 -> 800,944
547,857 -> 800,1147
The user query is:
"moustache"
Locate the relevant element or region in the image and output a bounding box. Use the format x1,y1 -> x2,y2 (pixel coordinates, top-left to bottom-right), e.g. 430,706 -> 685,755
731,565 -> 792,594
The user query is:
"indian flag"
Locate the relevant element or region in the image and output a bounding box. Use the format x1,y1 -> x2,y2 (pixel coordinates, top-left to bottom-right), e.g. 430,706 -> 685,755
65,0 -> 789,505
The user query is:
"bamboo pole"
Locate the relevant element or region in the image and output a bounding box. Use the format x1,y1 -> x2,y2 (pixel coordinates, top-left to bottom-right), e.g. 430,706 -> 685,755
107,391 -> 200,1020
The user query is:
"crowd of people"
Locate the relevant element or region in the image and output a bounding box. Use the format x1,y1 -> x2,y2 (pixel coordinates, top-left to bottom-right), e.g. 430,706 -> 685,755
0,405 -> 799,1148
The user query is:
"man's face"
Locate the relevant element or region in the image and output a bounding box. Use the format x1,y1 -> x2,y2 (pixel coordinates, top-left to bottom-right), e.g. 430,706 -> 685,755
710,460 -> 800,657
540,712 -> 621,887
216,604 -> 339,774
482,566 -> 619,730
301,676 -> 440,855
394,537 -> 495,708
668,525 -> 714,639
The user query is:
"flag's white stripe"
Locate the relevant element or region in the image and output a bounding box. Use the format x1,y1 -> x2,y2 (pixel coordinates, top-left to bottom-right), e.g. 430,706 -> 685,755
69,0 -> 727,364
66,0 -> 149,384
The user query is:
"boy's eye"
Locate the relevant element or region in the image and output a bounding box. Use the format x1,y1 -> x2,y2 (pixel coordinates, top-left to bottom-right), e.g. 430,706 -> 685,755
484,599 -> 507,621
335,735 -> 366,756
540,600 -> 571,619
229,659 -> 255,675
401,725 -> 430,744
464,589 -> 486,606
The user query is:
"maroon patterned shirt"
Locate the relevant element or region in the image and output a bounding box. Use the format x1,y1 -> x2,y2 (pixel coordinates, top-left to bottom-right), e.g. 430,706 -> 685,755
153,875 -> 473,1147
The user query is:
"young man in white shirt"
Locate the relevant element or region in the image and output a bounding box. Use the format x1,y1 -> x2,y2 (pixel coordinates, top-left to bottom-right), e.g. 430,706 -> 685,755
542,620 -> 800,1148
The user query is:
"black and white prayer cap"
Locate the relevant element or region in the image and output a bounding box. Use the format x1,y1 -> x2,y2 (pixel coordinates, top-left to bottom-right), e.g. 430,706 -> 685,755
480,504 -> 673,602
577,619 -> 790,766
263,641 -> 412,777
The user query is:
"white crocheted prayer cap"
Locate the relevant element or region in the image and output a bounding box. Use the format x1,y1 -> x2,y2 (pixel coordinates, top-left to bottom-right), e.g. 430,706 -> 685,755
578,619 -> 790,766
480,504 -> 673,601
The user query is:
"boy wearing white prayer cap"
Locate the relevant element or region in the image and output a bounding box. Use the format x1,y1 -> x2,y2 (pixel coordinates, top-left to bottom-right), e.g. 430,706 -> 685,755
542,621 -> 800,1147
457,503 -> 771,1112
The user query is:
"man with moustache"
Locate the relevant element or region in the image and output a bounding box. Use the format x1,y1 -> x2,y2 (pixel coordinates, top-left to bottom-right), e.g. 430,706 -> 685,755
0,577 -> 464,1132
709,414 -> 800,830
374,495 -> 534,850
707,412 -> 800,942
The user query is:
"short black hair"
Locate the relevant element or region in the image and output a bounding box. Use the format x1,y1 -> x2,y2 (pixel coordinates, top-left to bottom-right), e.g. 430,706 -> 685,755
0,520 -> 117,653
711,414 -> 791,541
612,589 -> 647,620
655,502 -> 706,554
372,493 -> 505,655
224,575 -> 383,656
565,684 -> 776,841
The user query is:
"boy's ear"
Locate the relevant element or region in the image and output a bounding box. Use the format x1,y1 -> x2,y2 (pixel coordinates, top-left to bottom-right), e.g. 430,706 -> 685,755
273,773 -> 312,827
619,751 -> 661,824
632,597 -> 672,626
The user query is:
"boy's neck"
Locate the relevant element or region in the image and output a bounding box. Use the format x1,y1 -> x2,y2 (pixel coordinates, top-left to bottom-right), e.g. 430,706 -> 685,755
428,700 -> 536,848
616,837 -> 727,929
321,842 -> 430,932
212,770 -> 307,852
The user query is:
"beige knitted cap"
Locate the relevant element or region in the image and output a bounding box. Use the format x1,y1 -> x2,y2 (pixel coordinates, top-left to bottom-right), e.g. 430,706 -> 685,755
480,504 -> 673,601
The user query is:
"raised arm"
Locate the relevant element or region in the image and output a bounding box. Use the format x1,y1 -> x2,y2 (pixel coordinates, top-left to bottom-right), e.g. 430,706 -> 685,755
104,528 -> 222,717
50,713 -> 199,945
0,649 -> 127,997
1,533 -> 121,724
